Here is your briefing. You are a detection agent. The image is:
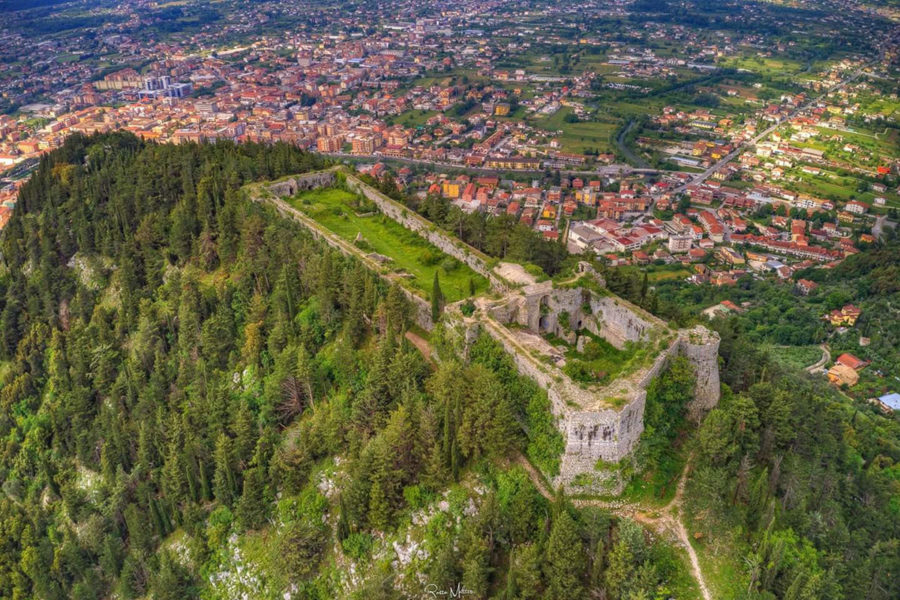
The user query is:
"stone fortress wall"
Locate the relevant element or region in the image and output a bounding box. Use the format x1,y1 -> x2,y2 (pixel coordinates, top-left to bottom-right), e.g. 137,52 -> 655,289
465,279 -> 720,494
268,171 -> 338,197
260,169 -> 720,495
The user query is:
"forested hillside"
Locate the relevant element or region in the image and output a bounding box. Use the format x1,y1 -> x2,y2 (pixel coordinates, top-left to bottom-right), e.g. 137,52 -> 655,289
0,133 -> 700,599
595,248 -> 900,598
682,318 -> 900,599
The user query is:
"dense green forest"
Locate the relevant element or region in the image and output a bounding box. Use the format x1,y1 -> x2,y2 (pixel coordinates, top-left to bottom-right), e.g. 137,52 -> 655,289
602,256 -> 900,598
600,246 -> 900,597
0,132 -> 897,599
683,321 -> 900,599
0,133 -> 697,599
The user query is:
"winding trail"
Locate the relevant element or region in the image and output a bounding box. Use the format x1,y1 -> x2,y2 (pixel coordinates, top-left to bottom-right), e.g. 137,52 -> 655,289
806,343 -> 830,373
514,454 -> 712,600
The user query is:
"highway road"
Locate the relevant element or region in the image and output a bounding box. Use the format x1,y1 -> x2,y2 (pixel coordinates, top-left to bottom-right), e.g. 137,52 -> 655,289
658,68 -> 868,200
322,151 -> 664,178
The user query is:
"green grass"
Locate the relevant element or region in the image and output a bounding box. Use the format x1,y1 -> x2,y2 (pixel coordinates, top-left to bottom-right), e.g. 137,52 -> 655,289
532,107 -> 618,154
722,55 -> 805,78
653,539 -> 705,600
560,330 -> 646,385
290,188 -> 488,302
688,532 -> 748,600
785,173 -> 868,203
388,109 -> 437,129
620,442 -> 690,508
764,344 -> 823,371
648,268 -> 691,282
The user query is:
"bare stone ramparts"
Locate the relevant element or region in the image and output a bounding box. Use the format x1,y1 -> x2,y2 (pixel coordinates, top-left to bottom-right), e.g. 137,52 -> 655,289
458,280 -> 720,495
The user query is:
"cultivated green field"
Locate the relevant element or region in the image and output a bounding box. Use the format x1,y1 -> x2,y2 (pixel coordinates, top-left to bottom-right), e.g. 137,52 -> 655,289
532,107 -> 618,154
765,344 -> 824,371
290,188 -> 488,302
388,109 -> 438,128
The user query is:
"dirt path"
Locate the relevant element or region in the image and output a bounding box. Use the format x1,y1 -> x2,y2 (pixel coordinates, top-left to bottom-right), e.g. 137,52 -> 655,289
404,330 -> 434,365
806,343 -> 830,373
514,454 -> 711,600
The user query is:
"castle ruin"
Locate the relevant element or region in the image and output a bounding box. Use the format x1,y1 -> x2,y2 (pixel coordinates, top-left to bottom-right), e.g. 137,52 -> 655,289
443,263 -> 718,494
260,169 -> 721,495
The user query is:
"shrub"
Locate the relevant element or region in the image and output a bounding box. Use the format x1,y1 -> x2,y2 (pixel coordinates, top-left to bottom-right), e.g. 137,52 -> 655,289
419,248 -> 441,266
341,532 -> 374,561
403,484 -> 435,511
440,257 -> 460,272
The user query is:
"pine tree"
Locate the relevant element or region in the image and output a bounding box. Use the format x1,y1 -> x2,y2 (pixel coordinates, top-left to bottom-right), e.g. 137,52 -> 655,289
422,440 -> 448,491
460,527 -> 491,597
544,510 -> 586,600
337,496 -> 351,542
232,400 -> 257,468
236,466 -> 267,530
604,520 -> 646,599
383,284 -> 409,333
507,543 -> 543,600
161,442 -> 187,508
213,433 -> 235,506
367,480 -> 390,531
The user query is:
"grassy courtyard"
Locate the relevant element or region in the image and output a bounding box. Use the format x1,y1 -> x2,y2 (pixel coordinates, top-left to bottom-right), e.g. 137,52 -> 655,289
387,109 -> 438,129
289,188 -> 488,303
559,331 -> 650,386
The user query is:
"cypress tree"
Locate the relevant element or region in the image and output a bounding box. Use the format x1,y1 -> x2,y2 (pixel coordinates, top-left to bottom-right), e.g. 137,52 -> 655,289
431,272 -> 443,322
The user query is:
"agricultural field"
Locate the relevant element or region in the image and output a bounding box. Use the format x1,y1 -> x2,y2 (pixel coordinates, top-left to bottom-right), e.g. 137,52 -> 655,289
763,344 -> 824,371
386,109 -> 437,129
531,106 -> 618,154
720,55 -> 807,79
289,187 -> 489,302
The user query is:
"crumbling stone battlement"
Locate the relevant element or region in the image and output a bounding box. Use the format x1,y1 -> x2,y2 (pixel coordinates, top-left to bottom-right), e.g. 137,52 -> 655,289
268,171 -> 337,197
461,278 -> 720,495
